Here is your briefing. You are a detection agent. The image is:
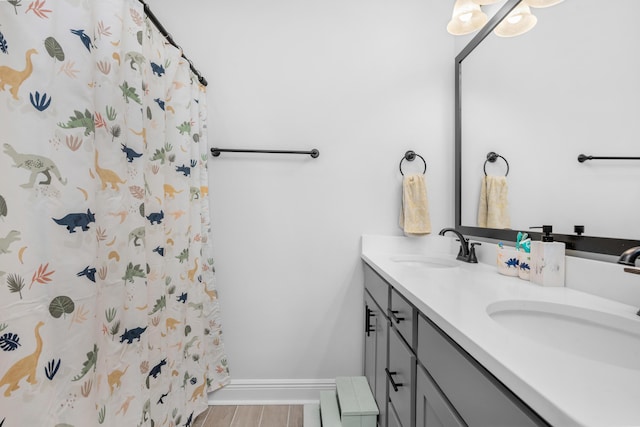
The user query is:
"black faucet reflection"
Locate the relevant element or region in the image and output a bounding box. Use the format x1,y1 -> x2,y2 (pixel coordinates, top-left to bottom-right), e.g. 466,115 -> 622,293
438,228 -> 480,263
617,246 -> 640,316
618,247 -> 640,269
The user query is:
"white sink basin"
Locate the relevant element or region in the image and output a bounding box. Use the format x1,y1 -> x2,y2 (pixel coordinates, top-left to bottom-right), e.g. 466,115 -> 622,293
487,300 -> 640,370
390,255 -> 459,269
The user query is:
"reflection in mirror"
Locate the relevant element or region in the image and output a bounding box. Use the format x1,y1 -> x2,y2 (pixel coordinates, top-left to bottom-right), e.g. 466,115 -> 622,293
455,0 -> 640,255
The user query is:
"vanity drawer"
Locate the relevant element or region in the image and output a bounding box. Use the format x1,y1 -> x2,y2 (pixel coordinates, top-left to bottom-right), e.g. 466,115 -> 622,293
364,263 -> 389,313
387,326 -> 415,427
417,314 -> 547,427
389,287 -> 415,349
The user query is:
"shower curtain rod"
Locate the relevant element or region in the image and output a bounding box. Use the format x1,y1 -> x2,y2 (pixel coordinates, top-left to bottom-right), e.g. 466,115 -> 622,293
138,0 -> 208,87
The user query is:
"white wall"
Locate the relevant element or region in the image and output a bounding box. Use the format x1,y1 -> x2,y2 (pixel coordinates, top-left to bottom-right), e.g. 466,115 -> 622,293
148,0 -> 454,401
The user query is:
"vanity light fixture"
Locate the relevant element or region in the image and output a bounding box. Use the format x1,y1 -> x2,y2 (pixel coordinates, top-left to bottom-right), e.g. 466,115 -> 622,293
471,0 -> 503,4
493,2 -> 537,37
524,0 -> 564,8
447,0 -> 489,36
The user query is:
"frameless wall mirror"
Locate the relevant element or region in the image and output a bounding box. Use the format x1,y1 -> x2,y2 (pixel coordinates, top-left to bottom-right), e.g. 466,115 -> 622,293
455,0 -> 640,256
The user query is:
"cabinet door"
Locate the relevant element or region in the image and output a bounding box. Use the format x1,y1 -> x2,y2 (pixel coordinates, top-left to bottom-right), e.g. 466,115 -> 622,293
364,293 -> 377,390
416,364 -> 466,427
364,291 -> 389,427
388,326 -> 415,427
387,403 -> 403,427
374,307 -> 388,427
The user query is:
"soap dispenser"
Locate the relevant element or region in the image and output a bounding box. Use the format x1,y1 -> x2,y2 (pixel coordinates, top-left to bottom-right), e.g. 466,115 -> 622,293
529,225 -> 565,287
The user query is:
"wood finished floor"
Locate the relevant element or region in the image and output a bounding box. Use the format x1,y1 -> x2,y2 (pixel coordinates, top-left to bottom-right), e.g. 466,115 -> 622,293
194,405 -> 303,427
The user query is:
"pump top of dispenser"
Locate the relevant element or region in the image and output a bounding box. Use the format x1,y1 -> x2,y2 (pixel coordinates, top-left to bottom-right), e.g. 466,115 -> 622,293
530,225 -> 554,242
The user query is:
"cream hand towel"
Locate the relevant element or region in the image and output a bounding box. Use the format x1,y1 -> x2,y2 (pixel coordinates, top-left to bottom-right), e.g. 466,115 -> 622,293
399,173 -> 431,236
477,175 -> 511,229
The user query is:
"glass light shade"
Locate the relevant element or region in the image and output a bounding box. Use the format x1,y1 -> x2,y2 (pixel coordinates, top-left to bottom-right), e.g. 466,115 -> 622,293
525,0 -> 564,8
494,3 -> 537,37
447,0 -> 489,36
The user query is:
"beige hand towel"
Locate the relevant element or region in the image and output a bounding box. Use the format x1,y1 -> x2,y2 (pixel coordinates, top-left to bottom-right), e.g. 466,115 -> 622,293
477,175 -> 511,229
399,173 -> 431,236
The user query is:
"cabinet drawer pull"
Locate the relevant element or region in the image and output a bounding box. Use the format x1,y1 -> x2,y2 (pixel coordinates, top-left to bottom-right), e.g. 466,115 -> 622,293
385,368 -> 404,392
390,310 -> 405,324
365,307 -> 376,336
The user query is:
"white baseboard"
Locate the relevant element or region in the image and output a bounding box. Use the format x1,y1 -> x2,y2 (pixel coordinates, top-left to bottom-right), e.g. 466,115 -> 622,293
207,378 -> 335,405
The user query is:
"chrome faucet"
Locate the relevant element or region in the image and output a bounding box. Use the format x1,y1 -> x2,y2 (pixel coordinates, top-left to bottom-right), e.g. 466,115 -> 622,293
438,228 -> 480,263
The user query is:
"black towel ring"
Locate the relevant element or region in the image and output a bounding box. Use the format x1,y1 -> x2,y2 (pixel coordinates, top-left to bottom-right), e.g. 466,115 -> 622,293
399,150 -> 427,176
483,151 -> 509,176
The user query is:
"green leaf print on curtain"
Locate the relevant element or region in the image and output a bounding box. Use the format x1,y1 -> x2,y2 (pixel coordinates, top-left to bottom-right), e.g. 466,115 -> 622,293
0,0 -> 230,425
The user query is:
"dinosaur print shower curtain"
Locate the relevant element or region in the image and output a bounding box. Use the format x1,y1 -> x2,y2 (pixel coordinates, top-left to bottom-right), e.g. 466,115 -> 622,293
0,1 -> 230,425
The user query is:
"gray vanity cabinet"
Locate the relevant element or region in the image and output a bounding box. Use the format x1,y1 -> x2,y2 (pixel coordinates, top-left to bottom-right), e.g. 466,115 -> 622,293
417,314 -> 549,427
364,265 -> 390,427
364,261 -> 550,427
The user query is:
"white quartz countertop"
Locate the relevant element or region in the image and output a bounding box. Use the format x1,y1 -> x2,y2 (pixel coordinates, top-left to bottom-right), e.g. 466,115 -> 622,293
361,234 -> 640,427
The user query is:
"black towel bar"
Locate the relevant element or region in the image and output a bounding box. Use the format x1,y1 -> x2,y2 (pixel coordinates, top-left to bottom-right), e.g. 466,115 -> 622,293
578,154 -> 640,162
211,148 -> 319,158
